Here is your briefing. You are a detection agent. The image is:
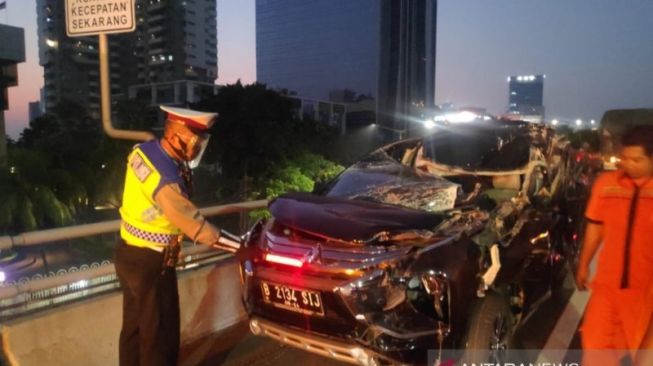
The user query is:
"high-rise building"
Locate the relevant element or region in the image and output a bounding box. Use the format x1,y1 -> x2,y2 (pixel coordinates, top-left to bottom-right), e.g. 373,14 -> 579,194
507,74 -> 545,122
29,101 -> 44,122
31,87 -> 46,122
0,24 -> 26,167
378,0 -> 437,131
120,0 -> 217,87
37,0 -> 217,118
256,0 -> 437,133
37,0 -> 104,118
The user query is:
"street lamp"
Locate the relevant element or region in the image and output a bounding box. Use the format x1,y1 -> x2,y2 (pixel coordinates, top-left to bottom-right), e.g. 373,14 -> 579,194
575,119 -> 583,126
551,119 -> 559,126
45,38 -> 58,48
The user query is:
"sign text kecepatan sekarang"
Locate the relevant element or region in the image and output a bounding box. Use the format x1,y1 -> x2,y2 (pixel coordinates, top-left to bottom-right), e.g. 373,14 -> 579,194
65,0 -> 135,36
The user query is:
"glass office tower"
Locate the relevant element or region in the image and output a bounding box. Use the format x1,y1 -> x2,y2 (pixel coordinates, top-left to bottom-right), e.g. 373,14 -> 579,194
256,0 -> 437,132
507,74 -> 545,122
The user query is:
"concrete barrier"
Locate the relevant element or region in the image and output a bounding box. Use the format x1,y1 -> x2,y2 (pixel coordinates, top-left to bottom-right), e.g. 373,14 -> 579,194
0,259 -> 245,366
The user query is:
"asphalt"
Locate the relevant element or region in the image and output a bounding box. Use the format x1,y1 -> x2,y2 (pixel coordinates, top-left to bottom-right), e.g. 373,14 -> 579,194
180,321 -> 347,366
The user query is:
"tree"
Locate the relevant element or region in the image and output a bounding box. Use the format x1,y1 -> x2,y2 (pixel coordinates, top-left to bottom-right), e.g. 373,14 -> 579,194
17,101 -> 101,215
249,152 -> 343,220
192,82 -> 338,182
5,135 -> 15,147
0,99 -> 154,233
114,97 -> 159,131
263,153 -> 343,199
192,82 -> 343,222
0,150 -> 73,233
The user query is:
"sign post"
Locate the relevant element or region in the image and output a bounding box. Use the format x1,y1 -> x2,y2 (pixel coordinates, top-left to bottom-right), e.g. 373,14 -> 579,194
64,0 -> 153,141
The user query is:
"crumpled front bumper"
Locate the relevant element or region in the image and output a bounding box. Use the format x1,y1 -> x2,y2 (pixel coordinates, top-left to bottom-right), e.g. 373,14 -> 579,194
248,316 -> 406,366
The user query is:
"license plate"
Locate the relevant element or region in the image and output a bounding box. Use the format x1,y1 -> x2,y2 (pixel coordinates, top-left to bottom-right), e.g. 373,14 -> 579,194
260,281 -> 324,317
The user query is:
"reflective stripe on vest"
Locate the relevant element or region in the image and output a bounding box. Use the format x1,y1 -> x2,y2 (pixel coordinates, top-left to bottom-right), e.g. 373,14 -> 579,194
122,222 -> 177,245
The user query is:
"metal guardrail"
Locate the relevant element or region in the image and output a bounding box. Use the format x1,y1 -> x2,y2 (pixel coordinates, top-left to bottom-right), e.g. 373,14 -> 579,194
0,247 -> 234,319
0,200 -> 268,250
0,261 -> 116,301
0,200 -> 268,315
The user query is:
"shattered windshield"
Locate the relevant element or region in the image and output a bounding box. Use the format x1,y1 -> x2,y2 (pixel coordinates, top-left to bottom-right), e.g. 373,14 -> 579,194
420,125 -> 532,171
323,149 -> 460,212
320,122 -> 546,212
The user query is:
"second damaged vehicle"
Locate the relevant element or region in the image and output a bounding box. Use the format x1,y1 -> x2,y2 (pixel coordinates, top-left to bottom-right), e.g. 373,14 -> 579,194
238,120 -> 586,365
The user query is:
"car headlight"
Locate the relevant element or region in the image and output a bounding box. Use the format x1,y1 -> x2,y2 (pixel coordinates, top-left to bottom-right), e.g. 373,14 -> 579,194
420,271 -> 449,321
406,270 -> 450,323
336,269 -> 407,318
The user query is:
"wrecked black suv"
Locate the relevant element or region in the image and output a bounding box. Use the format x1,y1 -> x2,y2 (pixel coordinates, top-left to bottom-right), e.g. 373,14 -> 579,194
239,120 -> 585,365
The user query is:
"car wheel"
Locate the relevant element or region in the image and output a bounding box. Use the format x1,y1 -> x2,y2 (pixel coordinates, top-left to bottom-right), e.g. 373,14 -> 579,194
460,292 -> 514,364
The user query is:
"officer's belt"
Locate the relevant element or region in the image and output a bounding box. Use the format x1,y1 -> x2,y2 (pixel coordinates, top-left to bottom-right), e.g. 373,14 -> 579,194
122,221 -> 177,246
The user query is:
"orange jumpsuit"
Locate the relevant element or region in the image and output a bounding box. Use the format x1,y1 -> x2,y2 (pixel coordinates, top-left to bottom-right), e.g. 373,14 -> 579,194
582,170 -> 653,364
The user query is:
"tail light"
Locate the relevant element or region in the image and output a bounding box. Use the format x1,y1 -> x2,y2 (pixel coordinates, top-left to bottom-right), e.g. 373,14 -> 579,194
264,253 -> 304,268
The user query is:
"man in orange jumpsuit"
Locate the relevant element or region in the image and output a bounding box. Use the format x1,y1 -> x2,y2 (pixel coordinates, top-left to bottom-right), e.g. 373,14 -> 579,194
576,125 -> 653,365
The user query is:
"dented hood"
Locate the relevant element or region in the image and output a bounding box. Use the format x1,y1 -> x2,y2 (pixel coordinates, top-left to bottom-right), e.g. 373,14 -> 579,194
269,192 -> 445,243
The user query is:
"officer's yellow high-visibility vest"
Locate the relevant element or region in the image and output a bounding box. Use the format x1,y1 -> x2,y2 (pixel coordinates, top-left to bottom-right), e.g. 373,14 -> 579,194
119,140 -> 188,252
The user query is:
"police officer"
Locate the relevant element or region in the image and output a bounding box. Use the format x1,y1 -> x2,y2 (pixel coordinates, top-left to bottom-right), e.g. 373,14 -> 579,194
115,106 -> 237,366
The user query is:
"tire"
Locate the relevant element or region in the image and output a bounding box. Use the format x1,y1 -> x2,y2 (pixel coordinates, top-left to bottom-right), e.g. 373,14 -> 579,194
460,292 -> 514,364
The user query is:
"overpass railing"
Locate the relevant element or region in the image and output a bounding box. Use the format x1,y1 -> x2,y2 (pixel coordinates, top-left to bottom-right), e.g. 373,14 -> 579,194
0,200 -> 268,320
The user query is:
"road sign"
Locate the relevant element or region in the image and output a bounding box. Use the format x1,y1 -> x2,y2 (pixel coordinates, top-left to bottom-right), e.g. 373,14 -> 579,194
65,0 -> 136,37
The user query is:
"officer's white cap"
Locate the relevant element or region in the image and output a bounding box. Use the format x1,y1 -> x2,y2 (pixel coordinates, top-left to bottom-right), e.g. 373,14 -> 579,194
160,105 -> 217,131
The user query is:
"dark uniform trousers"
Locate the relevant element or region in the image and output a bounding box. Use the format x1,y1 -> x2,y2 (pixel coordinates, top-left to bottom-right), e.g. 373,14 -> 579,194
115,239 -> 180,366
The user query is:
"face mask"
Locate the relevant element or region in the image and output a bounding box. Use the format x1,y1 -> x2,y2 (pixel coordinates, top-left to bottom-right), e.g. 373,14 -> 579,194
188,134 -> 210,169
